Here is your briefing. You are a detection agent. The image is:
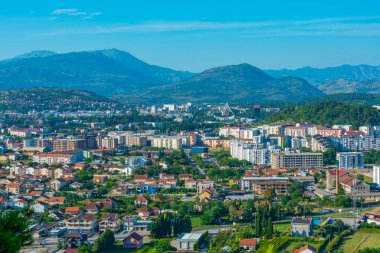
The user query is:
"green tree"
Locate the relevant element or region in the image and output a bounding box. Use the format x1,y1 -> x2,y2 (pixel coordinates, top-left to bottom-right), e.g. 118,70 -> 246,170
0,210 -> 33,253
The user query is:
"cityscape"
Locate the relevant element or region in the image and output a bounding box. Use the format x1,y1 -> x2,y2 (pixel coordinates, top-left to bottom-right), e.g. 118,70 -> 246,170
2,1 -> 380,253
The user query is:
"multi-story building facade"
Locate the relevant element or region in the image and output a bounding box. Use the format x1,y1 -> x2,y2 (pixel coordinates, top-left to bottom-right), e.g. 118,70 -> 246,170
337,152 -> 364,169
230,139 -> 280,165
241,177 -> 291,194
271,153 -> 323,169
151,136 -> 183,149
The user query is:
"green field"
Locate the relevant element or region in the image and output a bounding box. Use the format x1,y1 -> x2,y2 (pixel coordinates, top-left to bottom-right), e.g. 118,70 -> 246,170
274,220 -> 291,234
338,230 -> 380,253
190,215 -> 202,228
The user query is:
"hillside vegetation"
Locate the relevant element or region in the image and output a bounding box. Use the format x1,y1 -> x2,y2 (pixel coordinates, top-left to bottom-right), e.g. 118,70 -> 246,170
264,101 -> 380,128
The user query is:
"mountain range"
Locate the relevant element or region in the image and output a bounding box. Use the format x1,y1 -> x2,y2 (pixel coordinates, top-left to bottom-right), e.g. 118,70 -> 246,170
1,49 -> 380,103
266,65 -> 380,95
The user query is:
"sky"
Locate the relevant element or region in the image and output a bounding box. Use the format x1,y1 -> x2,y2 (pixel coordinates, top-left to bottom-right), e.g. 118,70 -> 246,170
1,0 -> 380,72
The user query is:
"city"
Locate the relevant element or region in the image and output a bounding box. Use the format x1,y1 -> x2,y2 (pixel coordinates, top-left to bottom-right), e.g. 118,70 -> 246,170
2,1 -> 380,253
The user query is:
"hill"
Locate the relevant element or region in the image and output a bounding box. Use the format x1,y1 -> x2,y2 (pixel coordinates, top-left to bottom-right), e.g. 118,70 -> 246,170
0,49 -> 193,96
316,79 -> 380,94
264,101 -> 380,128
0,87 -> 122,112
266,64 -> 380,84
126,64 -> 323,103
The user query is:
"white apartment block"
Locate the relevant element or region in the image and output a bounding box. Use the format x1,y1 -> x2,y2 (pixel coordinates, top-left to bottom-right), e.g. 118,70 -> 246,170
33,153 -> 77,165
291,138 -> 308,149
373,166 -> 380,185
219,126 -> 242,138
230,139 -> 280,165
337,135 -> 380,151
151,136 -> 184,149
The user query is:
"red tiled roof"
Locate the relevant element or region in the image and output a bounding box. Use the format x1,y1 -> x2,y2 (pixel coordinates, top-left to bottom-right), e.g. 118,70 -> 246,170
239,238 -> 257,246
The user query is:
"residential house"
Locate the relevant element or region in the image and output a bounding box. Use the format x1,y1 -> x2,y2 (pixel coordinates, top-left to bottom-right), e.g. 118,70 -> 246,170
122,232 -> 144,249
294,245 -> 316,253
239,238 -> 258,251
99,213 -> 120,233
65,214 -> 98,234
291,217 -> 313,237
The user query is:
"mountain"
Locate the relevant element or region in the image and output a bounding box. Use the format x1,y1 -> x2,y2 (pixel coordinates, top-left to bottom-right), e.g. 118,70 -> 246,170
0,87 -> 122,112
0,49 -> 194,96
125,64 -> 324,103
316,79 -> 380,94
10,50 -> 57,60
266,64 -> 380,84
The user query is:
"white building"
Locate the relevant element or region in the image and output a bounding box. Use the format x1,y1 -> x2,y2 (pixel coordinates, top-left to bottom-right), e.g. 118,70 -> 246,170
230,139 -> 280,165
151,136 -> 184,149
373,166 -> 380,185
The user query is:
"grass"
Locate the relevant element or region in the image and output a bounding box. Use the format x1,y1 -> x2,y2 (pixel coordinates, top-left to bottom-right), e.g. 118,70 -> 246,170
338,230 -> 380,253
322,212 -> 354,218
190,215 -> 202,228
274,220 -> 291,234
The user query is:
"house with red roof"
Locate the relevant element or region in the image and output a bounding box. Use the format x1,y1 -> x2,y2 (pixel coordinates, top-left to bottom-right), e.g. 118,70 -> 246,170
239,238 -> 257,251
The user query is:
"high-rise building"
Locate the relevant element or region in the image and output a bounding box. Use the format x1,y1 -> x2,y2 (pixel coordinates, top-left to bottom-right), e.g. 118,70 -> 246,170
253,105 -> 261,119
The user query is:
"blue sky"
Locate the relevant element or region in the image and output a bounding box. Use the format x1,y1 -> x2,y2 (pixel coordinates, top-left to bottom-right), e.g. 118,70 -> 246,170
1,0 -> 380,71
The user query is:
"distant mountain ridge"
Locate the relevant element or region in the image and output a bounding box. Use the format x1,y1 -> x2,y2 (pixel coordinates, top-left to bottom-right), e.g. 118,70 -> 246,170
0,49 -> 194,96
266,64 -> 380,84
2,49 -> 380,103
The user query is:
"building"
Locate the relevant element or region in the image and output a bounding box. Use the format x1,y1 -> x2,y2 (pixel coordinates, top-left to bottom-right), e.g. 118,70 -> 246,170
53,139 -> 87,152
310,135 -> 332,152
294,245 -> 316,253
231,139 -> 280,165
271,153 -> 323,169
32,153 -> 81,165
122,232 -> 144,249
239,238 -> 258,251
337,152 -> 364,169
177,233 -> 203,250
151,136 -> 184,149
219,126 -> 242,138
291,217 -> 313,237
374,166 -> 380,186
203,137 -> 231,149
241,177 -> 291,195
284,126 -> 308,138
65,214 -> 98,234
101,137 -> 119,149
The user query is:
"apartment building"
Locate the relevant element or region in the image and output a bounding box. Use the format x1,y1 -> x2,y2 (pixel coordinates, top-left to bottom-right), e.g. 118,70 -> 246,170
53,139 -> 87,152
203,137 -> 231,149
151,136 -> 184,149
271,153 -> 323,169
337,152 -> 364,169
230,139 -> 280,165
65,214 -> 98,234
101,137 -> 119,149
241,177 -> 291,195
33,153 -> 80,165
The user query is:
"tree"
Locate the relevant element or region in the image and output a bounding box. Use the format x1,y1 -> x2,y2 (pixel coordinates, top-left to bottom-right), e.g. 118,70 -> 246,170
0,210 -> 33,253
78,245 -> 92,253
288,181 -> 304,200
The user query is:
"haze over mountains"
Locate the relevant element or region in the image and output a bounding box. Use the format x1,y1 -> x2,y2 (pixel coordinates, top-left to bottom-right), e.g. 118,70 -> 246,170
1,49 -> 380,103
